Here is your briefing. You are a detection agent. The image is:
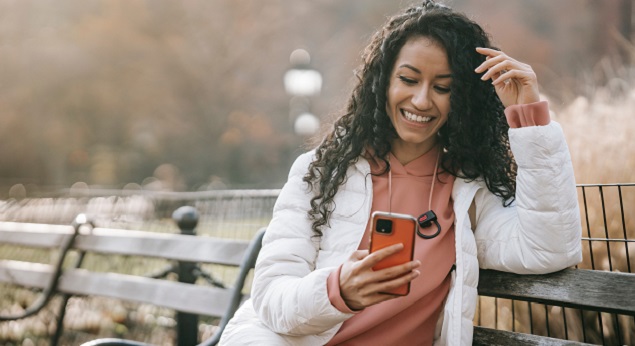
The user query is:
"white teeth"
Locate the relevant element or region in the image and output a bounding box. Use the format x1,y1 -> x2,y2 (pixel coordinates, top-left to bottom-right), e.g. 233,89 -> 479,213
403,110 -> 433,123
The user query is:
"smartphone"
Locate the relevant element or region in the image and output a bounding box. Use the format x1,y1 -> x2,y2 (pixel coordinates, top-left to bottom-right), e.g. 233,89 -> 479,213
369,211 -> 417,296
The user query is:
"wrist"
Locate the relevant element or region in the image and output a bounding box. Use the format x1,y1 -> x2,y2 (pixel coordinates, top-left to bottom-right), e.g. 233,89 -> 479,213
517,86 -> 540,106
504,100 -> 550,128
328,266 -> 362,314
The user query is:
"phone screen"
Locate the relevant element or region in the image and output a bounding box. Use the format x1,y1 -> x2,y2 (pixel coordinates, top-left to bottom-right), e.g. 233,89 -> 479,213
369,211 -> 417,295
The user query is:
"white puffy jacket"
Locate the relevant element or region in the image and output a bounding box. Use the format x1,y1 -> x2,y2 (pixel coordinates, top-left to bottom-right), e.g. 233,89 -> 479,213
220,120 -> 582,345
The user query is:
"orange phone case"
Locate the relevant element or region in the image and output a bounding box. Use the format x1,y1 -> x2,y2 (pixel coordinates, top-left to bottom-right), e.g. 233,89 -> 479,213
369,211 -> 417,296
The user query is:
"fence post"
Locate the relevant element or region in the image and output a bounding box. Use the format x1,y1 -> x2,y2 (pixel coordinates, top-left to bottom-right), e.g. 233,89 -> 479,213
172,206 -> 200,346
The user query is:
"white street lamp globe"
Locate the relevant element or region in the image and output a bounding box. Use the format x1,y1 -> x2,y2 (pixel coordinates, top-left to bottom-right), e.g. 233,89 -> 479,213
284,49 -> 322,97
289,49 -> 311,66
294,113 -> 320,136
284,69 -> 322,96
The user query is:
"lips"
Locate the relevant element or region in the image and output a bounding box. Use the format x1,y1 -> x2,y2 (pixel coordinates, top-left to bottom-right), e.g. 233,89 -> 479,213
401,109 -> 435,124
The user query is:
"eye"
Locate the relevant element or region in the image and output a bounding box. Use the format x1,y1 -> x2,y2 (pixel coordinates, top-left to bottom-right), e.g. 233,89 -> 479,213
398,75 -> 417,85
434,85 -> 451,94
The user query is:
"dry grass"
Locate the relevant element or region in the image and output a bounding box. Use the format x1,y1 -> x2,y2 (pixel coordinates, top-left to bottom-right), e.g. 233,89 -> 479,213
474,83 -> 635,345
557,89 -> 635,184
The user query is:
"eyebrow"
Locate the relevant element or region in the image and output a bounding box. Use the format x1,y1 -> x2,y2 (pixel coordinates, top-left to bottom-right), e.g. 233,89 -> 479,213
398,64 -> 452,78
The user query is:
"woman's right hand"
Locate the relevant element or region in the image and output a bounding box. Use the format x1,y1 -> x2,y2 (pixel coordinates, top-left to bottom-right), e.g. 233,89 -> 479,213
339,244 -> 421,311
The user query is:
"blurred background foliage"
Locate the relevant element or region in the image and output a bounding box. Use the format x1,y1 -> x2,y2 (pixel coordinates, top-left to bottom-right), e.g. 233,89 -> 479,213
0,0 -> 633,197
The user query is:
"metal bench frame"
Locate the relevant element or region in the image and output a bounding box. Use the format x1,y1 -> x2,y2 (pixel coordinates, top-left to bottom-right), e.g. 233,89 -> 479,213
0,207 -> 265,346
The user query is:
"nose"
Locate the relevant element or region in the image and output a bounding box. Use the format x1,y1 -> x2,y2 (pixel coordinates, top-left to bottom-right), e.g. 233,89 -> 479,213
411,85 -> 432,111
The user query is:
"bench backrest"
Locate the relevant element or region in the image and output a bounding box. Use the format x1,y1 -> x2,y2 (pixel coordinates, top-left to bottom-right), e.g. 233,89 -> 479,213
478,268 -> 635,316
0,218 -> 265,344
474,268 -> 635,345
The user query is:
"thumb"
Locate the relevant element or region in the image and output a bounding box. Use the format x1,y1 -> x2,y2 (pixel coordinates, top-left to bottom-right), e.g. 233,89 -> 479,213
349,250 -> 369,261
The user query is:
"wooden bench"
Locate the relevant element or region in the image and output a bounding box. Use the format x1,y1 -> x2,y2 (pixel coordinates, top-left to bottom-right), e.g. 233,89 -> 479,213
3,208 -> 634,345
0,206 -> 265,346
473,268 -> 635,345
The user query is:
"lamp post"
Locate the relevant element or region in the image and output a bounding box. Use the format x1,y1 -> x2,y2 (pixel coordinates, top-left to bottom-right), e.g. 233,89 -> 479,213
283,49 -> 322,136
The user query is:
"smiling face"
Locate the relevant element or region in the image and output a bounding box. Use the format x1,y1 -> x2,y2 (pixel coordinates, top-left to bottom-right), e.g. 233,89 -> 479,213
386,36 -> 452,164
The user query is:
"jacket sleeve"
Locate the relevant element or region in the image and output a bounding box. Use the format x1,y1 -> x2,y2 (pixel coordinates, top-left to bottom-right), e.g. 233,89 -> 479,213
251,151 -> 353,335
473,120 -> 583,274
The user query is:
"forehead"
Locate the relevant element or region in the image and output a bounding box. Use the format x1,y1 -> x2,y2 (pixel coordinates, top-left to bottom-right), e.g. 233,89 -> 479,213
393,36 -> 450,71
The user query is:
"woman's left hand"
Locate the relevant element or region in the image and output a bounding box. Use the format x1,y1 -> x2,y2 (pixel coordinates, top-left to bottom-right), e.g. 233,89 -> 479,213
475,47 -> 540,108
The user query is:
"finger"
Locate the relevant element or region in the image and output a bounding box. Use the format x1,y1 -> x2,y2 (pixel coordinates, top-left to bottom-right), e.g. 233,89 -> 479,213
342,246 -> 400,280
389,269 -> 420,288
350,258 -> 420,291
491,69 -> 516,86
373,260 -> 421,281
349,250 -> 369,261
480,60 -> 514,81
475,47 -> 504,58
344,268 -> 421,309
363,243 -> 404,267
492,69 -> 534,86
483,59 -> 533,82
474,54 -> 506,73
352,291 -> 396,308
367,290 -> 405,306
370,269 -> 421,295
342,250 -> 370,278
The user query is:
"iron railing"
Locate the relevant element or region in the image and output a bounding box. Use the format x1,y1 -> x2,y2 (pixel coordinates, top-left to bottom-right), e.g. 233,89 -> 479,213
0,184 -> 632,344
474,183 -> 635,345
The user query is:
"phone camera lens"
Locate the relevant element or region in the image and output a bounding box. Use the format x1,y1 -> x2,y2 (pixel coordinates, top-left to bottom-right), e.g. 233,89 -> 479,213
376,219 -> 393,234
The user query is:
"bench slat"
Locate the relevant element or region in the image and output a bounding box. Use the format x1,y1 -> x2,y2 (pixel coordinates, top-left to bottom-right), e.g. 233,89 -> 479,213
473,326 -> 593,346
0,222 -> 73,248
0,260 -> 233,316
478,268 -> 635,316
77,227 -> 250,266
0,260 -> 53,288
0,223 -> 249,265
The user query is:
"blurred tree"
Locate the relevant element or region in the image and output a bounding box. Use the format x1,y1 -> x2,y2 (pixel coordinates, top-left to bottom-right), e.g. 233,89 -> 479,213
0,0 -> 298,190
620,0 -> 633,41
0,0 -> 629,195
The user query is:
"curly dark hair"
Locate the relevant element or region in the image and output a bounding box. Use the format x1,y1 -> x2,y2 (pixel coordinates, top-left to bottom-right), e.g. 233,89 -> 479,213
303,0 -> 516,236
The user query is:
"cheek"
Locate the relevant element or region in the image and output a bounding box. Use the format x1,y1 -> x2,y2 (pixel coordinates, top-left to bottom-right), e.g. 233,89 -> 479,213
438,115 -> 450,128
385,87 -> 398,118
440,95 -> 451,117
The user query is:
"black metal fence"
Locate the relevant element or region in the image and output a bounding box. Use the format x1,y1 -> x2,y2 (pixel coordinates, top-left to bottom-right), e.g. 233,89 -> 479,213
0,189 -> 279,346
0,189 -> 280,238
474,183 -> 635,345
0,184 -> 633,345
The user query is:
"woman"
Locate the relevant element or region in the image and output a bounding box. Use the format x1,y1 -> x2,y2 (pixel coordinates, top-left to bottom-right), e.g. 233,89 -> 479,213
220,1 -> 582,345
